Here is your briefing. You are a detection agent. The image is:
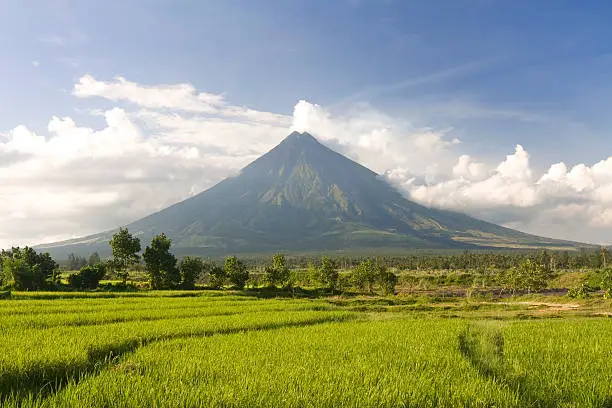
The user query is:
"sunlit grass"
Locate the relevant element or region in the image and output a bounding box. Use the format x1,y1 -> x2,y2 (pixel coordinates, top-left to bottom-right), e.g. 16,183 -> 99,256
1,291 -> 610,407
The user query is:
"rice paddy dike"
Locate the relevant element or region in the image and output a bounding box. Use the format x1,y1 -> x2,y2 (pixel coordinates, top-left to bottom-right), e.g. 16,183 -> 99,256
1,290 -> 610,407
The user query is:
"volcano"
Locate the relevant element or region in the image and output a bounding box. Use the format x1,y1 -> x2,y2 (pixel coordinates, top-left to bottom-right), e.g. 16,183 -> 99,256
39,131 -> 580,257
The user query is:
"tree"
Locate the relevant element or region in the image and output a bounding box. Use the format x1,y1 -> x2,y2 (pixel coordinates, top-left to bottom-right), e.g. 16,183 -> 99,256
602,247 -> 609,269
179,256 -> 204,289
68,253 -> 87,271
143,233 -> 179,289
0,247 -> 58,290
306,261 -> 320,286
69,264 -> 106,290
351,259 -> 376,292
376,264 -> 398,295
209,265 -> 226,289
558,251 -> 570,270
502,258 -> 553,294
88,252 -> 101,266
109,228 -> 141,284
263,253 -> 291,288
319,256 -> 339,290
224,256 -> 249,289
537,250 -> 552,271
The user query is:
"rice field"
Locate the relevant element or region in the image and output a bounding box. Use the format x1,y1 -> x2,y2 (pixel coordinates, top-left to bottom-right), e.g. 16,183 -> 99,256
1,291 -> 610,407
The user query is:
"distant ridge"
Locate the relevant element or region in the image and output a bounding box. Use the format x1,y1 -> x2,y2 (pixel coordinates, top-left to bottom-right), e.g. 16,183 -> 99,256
38,131 -> 585,257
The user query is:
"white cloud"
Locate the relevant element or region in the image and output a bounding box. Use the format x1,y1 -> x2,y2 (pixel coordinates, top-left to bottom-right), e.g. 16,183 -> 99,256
452,155 -> 486,180
74,75 -> 289,125
2,75 -> 612,248
402,144 -> 612,243
0,78 -> 295,248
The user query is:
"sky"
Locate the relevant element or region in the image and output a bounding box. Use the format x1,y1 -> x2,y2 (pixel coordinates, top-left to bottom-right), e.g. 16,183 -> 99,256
2,0 -> 612,248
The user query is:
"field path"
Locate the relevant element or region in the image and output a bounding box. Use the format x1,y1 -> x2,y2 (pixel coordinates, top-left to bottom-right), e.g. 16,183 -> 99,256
492,301 -> 580,310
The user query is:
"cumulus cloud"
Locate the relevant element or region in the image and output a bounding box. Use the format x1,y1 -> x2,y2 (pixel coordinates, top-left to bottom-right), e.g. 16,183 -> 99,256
2,75 -> 612,248
0,78 -> 295,248
400,145 -> 612,243
291,99 -> 460,181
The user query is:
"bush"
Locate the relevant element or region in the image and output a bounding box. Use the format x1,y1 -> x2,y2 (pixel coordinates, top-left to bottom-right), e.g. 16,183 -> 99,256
601,269 -> 612,293
0,247 -> 58,290
337,274 -> 352,293
69,264 -> 106,290
567,283 -> 593,299
351,259 -> 376,292
209,265 -> 226,289
377,265 -> 398,295
264,254 -> 291,288
179,257 -> 204,290
502,259 -> 554,294
319,257 -> 339,290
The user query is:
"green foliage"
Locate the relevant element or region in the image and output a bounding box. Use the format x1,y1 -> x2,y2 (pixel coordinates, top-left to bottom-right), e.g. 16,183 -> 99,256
567,283 -> 593,299
224,256 -> 249,289
501,258 -> 554,294
351,259 -> 376,292
349,259 -> 397,295
69,264 -> 106,290
178,257 -> 204,290
109,227 -> 141,284
306,261 -> 321,286
318,256 -> 339,290
208,265 -> 227,289
264,253 -> 291,288
601,268 -> 612,291
67,253 -> 88,271
0,247 -> 58,290
143,233 -> 179,290
88,252 -> 101,266
376,264 -> 398,295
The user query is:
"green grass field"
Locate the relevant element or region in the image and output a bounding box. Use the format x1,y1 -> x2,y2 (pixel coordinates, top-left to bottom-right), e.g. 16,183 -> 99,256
1,291 -> 611,407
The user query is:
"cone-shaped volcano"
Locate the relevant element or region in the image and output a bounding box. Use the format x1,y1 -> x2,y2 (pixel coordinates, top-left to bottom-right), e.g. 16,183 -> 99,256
39,132 -> 580,256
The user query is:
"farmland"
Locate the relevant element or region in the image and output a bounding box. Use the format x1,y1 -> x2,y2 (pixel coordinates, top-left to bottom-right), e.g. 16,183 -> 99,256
1,291 -> 610,407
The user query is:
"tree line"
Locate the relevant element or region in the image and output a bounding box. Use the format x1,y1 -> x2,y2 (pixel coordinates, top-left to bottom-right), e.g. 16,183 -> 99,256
107,228 -> 398,293
1,228 -> 610,297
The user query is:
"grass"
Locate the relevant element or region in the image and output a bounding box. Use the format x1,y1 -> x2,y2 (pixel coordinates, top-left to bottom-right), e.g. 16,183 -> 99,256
1,291 -> 610,407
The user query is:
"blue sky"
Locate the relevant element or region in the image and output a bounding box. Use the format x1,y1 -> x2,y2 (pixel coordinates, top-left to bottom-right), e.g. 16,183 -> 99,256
2,0 -> 612,246
3,1 -> 612,161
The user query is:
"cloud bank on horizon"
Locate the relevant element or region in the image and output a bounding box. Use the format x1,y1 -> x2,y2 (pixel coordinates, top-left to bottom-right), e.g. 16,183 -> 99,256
1,75 -> 611,248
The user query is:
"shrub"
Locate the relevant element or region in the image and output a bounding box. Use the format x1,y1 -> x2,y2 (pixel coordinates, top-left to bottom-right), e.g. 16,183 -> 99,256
601,269 -> 612,293
209,265 -> 226,289
351,259 -> 376,292
502,259 -> 554,294
69,264 -> 106,290
319,257 -> 339,290
307,261 -> 321,286
264,254 -> 291,288
179,257 -> 204,290
376,265 -> 398,295
567,283 -> 593,299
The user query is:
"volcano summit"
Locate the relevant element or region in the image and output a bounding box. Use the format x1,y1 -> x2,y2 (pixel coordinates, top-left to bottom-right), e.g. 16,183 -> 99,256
39,132 -> 579,257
